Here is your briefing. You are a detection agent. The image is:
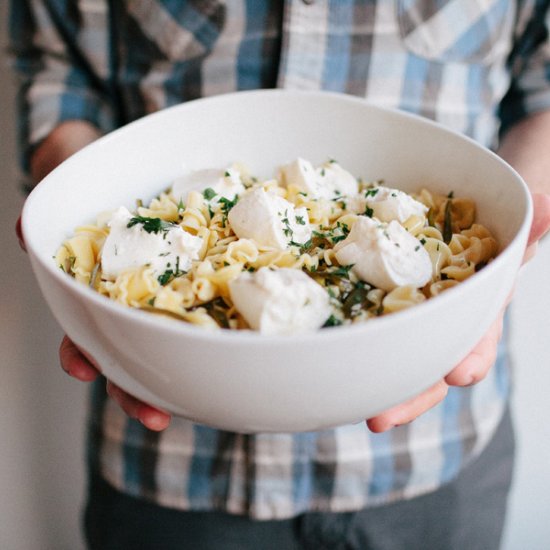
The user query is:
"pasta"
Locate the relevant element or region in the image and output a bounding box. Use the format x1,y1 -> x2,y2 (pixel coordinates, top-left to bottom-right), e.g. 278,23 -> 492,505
56,160 -> 499,331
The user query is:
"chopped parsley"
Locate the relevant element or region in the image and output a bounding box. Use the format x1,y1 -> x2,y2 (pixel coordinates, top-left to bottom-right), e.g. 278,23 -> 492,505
127,216 -> 175,236
219,196 -> 239,226
295,237 -> 313,252
204,297 -> 231,328
312,222 -> 350,246
157,256 -> 186,286
203,187 -> 217,200
89,262 -> 100,289
330,264 -> 354,278
342,282 -> 373,319
281,210 -> 294,238
323,314 -> 343,327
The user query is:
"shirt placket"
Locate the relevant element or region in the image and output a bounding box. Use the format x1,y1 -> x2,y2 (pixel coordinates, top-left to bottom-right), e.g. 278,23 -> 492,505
277,0 -> 330,90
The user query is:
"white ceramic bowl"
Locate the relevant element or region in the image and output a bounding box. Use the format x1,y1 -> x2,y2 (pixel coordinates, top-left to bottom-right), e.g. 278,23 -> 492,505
22,90 -> 532,433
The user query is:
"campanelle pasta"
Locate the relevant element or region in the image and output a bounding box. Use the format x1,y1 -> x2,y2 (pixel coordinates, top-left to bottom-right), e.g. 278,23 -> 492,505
56,160 -> 499,332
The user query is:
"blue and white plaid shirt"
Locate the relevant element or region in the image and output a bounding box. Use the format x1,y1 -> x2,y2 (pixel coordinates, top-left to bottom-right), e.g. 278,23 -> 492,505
10,0 -> 550,519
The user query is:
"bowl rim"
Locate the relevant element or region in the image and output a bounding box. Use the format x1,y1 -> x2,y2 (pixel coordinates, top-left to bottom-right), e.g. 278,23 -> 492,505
22,89 -> 534,345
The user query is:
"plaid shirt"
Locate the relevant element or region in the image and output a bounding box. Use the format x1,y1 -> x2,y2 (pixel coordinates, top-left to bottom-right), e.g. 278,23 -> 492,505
10,1 -> 550,519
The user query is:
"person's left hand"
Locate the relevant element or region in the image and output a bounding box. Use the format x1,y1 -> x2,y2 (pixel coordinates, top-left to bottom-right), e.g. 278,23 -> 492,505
366,193 -> 550,433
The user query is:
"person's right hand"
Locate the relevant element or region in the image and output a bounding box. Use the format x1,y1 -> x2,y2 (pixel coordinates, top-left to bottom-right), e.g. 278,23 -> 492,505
59,335 -> 172,431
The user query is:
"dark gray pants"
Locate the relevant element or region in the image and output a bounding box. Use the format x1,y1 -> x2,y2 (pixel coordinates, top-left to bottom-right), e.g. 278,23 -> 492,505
85,408 -> 514,550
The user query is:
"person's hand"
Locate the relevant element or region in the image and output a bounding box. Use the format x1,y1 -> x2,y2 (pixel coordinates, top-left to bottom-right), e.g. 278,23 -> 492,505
367,193 -> 550,432
59,336 -> 172,431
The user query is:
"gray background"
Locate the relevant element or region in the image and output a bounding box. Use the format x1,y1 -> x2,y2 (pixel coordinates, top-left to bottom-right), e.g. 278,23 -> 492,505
1,3 -> 549,549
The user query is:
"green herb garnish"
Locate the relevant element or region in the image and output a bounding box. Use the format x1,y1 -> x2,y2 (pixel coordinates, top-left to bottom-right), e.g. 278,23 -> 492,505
323,315 -> 343,327
157,256 -> 185,286
281,210 -> 293,238
203,188 -> 217,200
219,196 -> 239,227
330,264 -> 354,278
342,284 -> 373,319
204,297 -> 231,329
127,216 -> 175,235
89,262 -> 101,289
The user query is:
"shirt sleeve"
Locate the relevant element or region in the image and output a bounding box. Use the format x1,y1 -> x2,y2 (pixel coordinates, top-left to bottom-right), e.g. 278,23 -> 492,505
8,1 -> 116,174
499,2 -> 550,133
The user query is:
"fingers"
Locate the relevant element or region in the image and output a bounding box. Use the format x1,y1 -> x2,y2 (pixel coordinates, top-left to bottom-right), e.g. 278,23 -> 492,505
367,309 -> 506,433
444,312 -> 504,387
106,381 -> 171,432
59,336 -> 171,431
366,380 -> 449,433
59,335 -> 99,382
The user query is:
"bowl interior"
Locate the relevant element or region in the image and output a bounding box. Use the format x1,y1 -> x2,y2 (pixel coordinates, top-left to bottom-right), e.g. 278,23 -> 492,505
24,90 -> 530,267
